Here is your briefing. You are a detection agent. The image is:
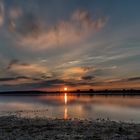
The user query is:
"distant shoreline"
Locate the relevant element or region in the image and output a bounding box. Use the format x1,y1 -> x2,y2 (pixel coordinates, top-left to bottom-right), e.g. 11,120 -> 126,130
0,89 -> 140,96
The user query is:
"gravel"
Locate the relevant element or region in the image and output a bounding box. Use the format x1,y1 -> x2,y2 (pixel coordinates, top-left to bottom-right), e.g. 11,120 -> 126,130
0,116 -> 139,140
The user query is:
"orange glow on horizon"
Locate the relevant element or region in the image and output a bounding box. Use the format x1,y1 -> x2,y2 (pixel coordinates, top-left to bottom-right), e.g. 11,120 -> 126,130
64,87 -> 68,91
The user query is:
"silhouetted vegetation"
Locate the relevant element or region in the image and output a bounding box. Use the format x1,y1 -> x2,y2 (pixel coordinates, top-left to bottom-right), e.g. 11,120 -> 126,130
0,89 -> 140,96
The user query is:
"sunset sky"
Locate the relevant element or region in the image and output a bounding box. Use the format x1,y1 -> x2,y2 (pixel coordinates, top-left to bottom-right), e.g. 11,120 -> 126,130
0,0 -> 140,91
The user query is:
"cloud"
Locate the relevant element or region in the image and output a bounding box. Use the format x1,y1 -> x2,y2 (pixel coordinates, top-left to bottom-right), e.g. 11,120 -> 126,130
0,1 -> 4,27
71,9 -> 107,30
126,77 -> 140,82
79,66 -> 117,80
0,79 -> 68,91
108,77 -> 140,83
59,67 -> 88,80
9,9 -> 108,50
0,75 -> 140,91
9,6 -> 22,19
7,59 -> 48,77
7,6 -> 23,32
7,59 -> 19,70
0,76 -> 37,85
57,65 -> 116,81
82,75 -> 95,80
8,12 -> 43,36
0,76 -> 30,82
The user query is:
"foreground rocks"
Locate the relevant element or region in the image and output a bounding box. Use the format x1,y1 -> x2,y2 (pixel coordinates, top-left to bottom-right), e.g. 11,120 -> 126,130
0,116 -> 140,140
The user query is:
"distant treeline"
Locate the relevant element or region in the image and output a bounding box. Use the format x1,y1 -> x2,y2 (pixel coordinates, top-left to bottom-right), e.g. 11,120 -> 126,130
0,89 -> 140,96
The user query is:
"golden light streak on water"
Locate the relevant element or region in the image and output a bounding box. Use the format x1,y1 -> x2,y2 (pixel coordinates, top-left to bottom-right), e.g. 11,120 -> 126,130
64,93 -> 68,119
64,107 -> 68,119
64,93 -> 67,105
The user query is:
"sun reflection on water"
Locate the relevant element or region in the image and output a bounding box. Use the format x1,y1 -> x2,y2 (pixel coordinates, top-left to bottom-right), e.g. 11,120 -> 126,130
64,107 -> 68,119
64,93 -> 68,119
64,93 -> 67,105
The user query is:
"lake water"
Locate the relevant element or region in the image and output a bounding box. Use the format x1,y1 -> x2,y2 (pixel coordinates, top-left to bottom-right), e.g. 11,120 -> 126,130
0,94 -> 140,122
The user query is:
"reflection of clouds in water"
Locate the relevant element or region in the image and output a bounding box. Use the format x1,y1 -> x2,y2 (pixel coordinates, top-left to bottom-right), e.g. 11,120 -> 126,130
1,95 -> 140,109
82,104 -> 93,112
0,102 -> 45,111
0,95 -> 140,121
93,104 -> 140,121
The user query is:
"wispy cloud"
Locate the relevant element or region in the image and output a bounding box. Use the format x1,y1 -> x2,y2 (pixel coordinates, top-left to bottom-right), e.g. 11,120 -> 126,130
9,6 -> 22,19
107,77 -> 140,83
0,1 -> 139,91
0,1 -> 4,27
82,75 -> 95,81
0,76 -> 36,85
7,59 -> 48,78
8,9 -> 108,50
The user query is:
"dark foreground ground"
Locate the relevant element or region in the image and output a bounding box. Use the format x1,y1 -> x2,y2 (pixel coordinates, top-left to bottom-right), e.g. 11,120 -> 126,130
0,116 -> 140,140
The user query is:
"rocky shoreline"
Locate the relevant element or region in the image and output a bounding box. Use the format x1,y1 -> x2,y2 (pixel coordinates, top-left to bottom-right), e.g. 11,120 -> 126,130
0,116 -> 139,140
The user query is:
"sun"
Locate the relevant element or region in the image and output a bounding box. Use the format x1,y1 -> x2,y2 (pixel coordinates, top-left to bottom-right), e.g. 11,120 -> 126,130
64,87 -> 68,91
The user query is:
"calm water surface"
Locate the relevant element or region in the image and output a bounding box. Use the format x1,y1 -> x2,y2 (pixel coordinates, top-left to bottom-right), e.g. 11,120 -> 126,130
0,93 -> 140,122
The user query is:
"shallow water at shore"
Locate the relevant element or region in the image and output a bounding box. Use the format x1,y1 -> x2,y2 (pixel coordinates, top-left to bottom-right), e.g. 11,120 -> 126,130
0,94 -> 140,122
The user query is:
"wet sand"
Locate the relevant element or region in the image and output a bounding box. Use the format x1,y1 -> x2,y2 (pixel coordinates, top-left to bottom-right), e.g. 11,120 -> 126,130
0,116 -> 140,140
